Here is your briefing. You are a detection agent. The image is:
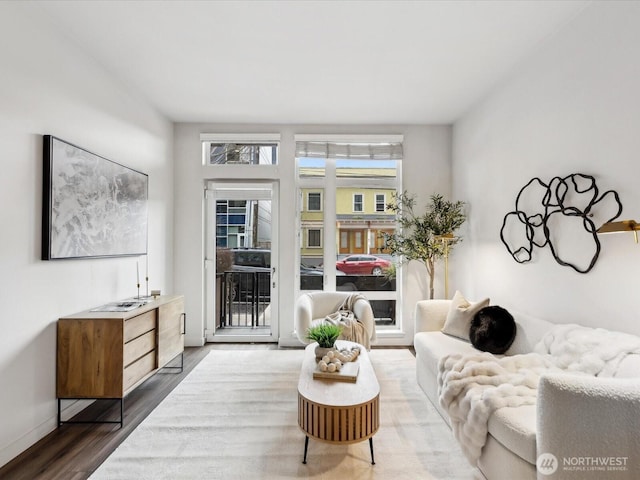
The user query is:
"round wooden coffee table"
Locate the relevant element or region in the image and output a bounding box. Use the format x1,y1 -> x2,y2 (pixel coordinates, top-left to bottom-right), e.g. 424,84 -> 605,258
297,340 -> 380,464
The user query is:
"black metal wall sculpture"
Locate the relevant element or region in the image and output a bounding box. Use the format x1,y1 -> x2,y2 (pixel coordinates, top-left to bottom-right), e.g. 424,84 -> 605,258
500,173 -> 622,274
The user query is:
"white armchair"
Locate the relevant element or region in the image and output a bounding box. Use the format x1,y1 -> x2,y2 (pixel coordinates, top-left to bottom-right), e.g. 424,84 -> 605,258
295,292 -> 376,348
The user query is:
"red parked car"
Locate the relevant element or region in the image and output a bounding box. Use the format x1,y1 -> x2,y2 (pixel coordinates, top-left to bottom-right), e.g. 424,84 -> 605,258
336,255 -> 391,275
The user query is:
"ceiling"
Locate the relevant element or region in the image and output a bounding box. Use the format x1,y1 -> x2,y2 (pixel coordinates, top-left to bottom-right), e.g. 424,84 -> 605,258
34,0 -> 589,125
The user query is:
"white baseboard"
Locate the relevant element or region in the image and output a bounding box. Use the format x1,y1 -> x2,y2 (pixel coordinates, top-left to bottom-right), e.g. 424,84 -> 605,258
278,337 -> 305,348
184,334 -> 205,347
0,399 -> 93,469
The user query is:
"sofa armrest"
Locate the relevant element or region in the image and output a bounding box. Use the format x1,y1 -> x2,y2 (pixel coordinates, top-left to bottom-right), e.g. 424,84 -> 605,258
414,299 -> 451,333
537,374 -> 640,479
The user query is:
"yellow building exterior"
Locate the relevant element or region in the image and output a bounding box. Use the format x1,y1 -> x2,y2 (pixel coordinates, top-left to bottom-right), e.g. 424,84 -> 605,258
300,186 -> 396,260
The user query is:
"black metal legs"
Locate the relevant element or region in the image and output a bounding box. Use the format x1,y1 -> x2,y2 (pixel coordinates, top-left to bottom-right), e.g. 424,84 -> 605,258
161,352 -> 184,373
302,435 -> 309,464
57,398 -> 124,428
369,437 -> 375,465
302,436 -> 375,465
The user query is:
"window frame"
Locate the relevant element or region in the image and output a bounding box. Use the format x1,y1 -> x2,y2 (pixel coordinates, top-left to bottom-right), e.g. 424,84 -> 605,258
375,193 -> 386,212
307,228 -> 322,248
295,135 -> 403,336
353,193 -> 364,213
200,133 -> 281,170
307,191 -> 322,212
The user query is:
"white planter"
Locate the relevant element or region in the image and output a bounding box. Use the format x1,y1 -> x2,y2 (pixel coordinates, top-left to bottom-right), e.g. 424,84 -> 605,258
314,345 -> 336,360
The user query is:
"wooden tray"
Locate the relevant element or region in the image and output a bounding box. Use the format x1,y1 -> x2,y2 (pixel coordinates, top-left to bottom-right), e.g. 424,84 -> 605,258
312,361 -> 359,383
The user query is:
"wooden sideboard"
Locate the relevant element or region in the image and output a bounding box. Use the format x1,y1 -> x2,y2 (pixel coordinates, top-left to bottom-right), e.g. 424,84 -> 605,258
56,295 -> 185,427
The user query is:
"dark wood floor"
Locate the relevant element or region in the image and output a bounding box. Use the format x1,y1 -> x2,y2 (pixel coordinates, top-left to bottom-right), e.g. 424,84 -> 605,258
0,344 -> 277,480
1,343 -> 413,480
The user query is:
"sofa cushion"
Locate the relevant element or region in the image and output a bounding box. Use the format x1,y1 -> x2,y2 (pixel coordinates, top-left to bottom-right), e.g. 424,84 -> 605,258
505,311 -> 555,355
416,331 -> 537,466
487,405 -> 537,464
441,291 -> 490,341
415,331 -> 480,425
414,331 -> 479,378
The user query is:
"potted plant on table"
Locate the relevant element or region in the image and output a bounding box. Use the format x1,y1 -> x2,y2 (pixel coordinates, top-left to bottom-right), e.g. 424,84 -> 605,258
306,323 -> 342,359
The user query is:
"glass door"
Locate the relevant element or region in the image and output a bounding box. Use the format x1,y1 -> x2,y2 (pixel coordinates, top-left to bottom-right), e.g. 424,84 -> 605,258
205,182 -> 278,343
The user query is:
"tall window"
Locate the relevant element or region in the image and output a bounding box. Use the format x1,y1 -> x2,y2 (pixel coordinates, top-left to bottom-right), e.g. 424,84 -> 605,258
307,229 -> 322,248
296,136 -> 402,329
353,193 -> 364,212
307,192 -> 322,211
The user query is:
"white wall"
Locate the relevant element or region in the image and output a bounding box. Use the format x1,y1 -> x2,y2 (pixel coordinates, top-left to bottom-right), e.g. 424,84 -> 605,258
452,1 -> 640,336
173,124 -> 451,348
0,4 -> 173,467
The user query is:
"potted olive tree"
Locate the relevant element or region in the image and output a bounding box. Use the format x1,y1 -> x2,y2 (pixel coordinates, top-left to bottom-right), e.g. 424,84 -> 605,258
382,192 -> 466,299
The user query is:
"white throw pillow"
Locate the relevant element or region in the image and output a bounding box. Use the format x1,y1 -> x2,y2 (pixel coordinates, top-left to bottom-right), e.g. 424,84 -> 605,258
441,290 -> 490,341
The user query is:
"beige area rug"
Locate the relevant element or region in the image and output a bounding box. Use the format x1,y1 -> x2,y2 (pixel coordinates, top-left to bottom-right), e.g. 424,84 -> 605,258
90,349 -> 482,480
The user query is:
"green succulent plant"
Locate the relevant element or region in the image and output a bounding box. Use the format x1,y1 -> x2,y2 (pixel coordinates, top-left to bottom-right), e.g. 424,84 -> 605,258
306,323 -> 342,348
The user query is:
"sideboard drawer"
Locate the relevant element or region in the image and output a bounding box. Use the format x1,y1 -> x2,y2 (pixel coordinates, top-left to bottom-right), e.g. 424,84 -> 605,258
124,330 -> 156,367
123,350 -> 156,391
124,310 -> 156,342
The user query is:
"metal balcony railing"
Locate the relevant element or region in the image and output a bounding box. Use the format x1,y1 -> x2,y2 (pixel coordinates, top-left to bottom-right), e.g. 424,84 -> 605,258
215,270 -> 397,329
218,271 -> 270,328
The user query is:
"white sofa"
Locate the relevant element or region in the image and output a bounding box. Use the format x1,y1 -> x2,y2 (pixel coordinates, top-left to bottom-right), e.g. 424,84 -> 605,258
414,299 -> 640,480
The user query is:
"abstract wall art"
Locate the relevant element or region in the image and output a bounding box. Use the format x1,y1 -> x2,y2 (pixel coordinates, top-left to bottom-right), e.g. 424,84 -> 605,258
500,173 -> 622,274
42,136 -> 148,260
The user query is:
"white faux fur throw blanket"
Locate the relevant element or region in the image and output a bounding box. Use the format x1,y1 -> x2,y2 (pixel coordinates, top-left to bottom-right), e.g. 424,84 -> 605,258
438,352 -> 559,464
534,323 -> 640,377
438,324 -> 640,465
324,293 -> 371,349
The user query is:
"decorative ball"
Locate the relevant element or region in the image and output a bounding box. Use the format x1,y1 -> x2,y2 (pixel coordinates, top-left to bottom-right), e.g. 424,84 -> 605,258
334,346 -> 361,363
322,355 -> 330,363
318,360 -> 328,371
326,350 -> 335,359
327,363 -> 336,372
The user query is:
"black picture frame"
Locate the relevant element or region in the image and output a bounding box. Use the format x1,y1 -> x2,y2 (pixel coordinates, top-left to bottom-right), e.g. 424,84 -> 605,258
42,135 -> 148,260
